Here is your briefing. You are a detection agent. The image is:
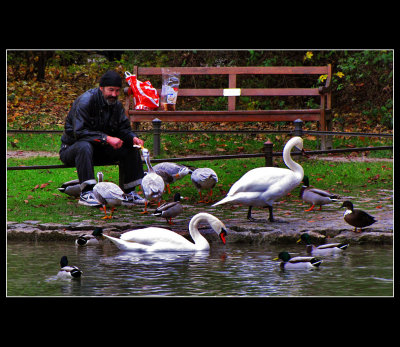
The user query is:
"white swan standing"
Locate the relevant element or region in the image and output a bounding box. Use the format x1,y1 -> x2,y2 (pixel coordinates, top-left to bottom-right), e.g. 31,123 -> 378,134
212,136 -> 305,222
103,212 -> 227,252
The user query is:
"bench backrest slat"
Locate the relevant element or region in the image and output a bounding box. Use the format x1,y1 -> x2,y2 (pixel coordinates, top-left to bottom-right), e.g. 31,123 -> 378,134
137,66 -> 329,75
161,88 -> 320,97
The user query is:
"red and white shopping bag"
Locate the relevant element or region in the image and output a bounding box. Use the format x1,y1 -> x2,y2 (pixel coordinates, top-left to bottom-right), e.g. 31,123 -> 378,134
125,71 -> 159,110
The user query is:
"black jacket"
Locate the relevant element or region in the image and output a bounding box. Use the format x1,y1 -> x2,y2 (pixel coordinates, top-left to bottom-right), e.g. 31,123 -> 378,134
61,87 -> 137,146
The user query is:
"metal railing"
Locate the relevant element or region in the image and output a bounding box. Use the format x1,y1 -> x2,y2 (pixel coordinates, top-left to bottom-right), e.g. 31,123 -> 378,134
7,118 -> 393,172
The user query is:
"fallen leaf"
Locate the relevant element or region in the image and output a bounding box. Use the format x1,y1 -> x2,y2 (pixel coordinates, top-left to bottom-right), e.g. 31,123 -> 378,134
376,205 -> 382,209
40,183 -> 49,188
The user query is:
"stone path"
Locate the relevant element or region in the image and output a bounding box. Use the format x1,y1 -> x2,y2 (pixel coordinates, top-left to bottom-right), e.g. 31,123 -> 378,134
7,191 -> 393,245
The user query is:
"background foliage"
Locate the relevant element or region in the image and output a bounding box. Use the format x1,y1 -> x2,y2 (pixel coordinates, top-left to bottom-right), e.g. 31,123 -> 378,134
7,50 -> 393,131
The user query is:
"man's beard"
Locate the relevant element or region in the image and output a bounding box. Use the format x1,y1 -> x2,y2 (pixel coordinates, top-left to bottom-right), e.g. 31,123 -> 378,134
105,96 -> 117,105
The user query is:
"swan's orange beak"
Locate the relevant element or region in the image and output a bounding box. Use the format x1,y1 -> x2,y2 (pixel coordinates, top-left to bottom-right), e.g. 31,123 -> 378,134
220,229 -> 227,245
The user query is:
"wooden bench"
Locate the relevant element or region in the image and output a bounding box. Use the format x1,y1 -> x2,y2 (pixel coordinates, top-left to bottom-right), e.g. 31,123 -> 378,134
123,65 -> 333,148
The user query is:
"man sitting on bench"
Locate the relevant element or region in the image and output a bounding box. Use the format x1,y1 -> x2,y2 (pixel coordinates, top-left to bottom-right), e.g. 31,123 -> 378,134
59,70 -> 146,207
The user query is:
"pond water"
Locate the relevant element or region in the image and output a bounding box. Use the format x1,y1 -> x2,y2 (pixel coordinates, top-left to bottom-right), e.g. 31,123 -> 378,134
7,240 -> 393,297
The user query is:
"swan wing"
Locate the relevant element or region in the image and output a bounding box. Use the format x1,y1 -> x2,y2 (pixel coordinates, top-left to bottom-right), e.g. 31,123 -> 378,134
120,227 -> 191,247
103,234 -> 150,252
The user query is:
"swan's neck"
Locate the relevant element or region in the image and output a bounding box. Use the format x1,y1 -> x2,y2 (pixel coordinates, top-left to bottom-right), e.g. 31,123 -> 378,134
283,144 -> 304,179
188,213 -> 211,250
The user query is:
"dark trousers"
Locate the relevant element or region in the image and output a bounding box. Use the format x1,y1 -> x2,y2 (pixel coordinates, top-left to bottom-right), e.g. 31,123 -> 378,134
59,140 -> 144,192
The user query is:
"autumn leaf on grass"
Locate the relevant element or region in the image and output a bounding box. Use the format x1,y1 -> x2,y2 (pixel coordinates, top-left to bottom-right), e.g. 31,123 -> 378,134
34,183 -> 50,189
216,148 -> 226,152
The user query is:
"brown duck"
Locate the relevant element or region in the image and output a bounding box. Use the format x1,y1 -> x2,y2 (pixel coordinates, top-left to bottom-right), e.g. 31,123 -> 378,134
340,201 -> 376,232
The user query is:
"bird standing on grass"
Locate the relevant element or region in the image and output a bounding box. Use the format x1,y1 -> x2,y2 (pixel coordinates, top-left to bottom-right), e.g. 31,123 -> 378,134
191,168 -> 218,203
153,162 -> 193,194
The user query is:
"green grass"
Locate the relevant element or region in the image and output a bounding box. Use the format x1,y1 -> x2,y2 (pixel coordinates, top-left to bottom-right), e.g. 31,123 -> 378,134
7,154 -> 393,224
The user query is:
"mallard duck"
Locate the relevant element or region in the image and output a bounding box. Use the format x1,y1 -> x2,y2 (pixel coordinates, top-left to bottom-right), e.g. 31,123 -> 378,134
93,172 -> 128,219
274,251 -> 322,270
57,256 -> 82,279
191,168 -> 218,203
103,213 -> 227,252
340,200 -> 377,232
212,136 -> 305,222
300,175 -> 339,211
75,227 -> 104,246
58,178 -> 81,197
153,162 -> 193,194
153,192 -> 184,225
141,147 -> 165,213
297,232 -> 349,256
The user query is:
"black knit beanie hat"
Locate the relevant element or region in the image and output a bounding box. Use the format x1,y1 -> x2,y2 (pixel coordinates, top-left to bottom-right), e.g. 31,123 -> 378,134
99,70 -> 122,87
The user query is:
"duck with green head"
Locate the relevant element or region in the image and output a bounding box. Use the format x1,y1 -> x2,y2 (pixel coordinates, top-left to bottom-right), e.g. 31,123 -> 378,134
274,251 -> 322,270
297,232 -> 349,256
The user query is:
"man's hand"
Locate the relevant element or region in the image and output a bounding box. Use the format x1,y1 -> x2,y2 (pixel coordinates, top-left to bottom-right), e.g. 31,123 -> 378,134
133,137 -> 144,148
106,136 -> 123,149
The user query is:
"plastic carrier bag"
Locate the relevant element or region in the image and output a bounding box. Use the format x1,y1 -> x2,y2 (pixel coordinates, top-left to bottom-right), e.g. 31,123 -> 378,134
125,71 -> 159,110
160,68 -> 180,111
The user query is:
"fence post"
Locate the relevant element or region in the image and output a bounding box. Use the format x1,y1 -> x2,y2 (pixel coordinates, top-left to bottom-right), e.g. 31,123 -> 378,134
263,139 -> 273,167
293,118 -> 303,137
293,119 -> 303,156
152,118 -> 162,156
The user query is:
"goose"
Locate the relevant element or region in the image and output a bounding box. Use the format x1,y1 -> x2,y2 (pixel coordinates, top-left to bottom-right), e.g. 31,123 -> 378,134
58,178 -> 81,197
57,256 -> 82,279
191,168 -> 218,203
153,162 -> 193,194
103,212 -> 227,252
93,172 -> 128,219
212,136 -> 305,222
75,227 -> 104,246
300,175 -> 339,211
340,200 -> 377,232
141,147 -> 165,214
297,233 -> 349,256
153,192 -> 183,225
273,251 -> 322,270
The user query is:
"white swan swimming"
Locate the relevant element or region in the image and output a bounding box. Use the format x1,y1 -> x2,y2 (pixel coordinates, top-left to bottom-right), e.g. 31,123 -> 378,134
103,212 -> 227,252
212,136 -> 305,222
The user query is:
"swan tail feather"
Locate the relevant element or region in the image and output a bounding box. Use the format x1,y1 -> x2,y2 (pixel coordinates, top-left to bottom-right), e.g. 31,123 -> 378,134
212,196 -> 235,207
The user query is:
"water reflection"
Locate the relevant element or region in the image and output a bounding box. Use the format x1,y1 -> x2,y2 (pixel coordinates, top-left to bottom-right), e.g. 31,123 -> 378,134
7,240 -> 393,297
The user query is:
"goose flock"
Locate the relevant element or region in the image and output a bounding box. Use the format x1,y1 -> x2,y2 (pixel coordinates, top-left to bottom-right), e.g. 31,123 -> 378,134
57,136 -> 379,278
